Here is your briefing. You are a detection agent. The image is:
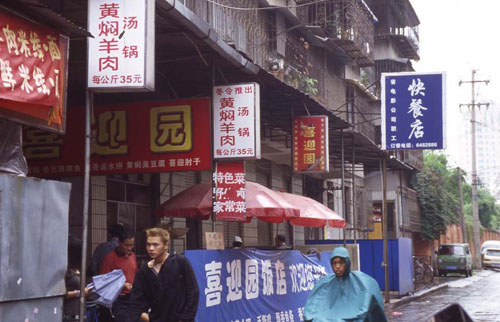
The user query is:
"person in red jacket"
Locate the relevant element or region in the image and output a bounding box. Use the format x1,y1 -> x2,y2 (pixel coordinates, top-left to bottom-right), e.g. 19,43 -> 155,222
100,228 -> 138,321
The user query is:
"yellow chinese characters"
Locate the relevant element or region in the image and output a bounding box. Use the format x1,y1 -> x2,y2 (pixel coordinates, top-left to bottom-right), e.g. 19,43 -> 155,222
300,122 -> 316,138
91,111 -> 128,155
24,128 -> 63,159
150,105 -> 192,153
304,153 -> 316,165
304,140 -> 315,151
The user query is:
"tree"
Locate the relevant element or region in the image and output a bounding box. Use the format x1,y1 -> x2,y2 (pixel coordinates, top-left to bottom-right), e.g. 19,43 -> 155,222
413,152 -> 500,242
412,152 -> 458,240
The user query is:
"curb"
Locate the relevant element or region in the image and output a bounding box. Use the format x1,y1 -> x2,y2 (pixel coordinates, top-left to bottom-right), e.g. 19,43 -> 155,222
389,283 -> 449,310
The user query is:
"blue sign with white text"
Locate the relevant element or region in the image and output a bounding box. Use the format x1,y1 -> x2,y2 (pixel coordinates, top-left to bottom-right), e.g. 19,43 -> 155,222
184,249 -> 333,322
381,72 -> 446,150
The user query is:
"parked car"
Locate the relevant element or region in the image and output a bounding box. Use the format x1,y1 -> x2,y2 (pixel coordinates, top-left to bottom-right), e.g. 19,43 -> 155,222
480,240 -> 500,255
482,248 -> 500,269
437,243 -> 473,277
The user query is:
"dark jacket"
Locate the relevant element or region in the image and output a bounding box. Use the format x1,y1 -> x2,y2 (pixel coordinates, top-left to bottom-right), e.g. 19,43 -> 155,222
127,254 -> 199,322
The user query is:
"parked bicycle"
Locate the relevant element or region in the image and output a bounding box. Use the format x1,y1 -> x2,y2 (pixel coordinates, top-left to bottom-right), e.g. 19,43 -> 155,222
413,255 -> 434,284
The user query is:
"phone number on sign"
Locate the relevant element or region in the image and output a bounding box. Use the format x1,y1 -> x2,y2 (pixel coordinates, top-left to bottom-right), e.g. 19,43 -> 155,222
415,142 -> 438,148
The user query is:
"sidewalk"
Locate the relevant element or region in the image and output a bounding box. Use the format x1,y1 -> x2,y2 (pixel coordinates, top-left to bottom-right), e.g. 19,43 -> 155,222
384,269 -> 496,316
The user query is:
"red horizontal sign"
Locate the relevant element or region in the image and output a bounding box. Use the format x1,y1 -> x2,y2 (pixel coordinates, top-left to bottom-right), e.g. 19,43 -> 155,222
293,116 -> 329,173
0,11 -> 68,132
25,98 -> 211,176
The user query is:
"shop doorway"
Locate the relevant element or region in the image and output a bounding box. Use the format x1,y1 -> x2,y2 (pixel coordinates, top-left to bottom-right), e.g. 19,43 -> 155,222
106,174 -> 154,258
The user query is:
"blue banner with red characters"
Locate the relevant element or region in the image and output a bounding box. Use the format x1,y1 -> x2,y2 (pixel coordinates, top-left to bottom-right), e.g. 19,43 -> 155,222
184,249 -> 333,322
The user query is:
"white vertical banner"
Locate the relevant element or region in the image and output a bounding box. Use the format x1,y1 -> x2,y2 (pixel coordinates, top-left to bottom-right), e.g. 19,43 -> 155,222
87,0 -> 154,91
213,83 -> 261,159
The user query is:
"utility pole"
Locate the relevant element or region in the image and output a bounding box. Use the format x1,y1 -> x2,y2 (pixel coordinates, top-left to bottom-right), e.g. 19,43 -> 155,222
457,167 -> 467,243
381,158 -> 389,303
459,70 -> 489,269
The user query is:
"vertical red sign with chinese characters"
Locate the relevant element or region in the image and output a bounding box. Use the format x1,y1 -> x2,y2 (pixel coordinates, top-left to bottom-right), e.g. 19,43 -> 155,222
213,83 -> 260,159
0,12 -> 69,132
213,161 -> 246,222
293,116 -> 329,173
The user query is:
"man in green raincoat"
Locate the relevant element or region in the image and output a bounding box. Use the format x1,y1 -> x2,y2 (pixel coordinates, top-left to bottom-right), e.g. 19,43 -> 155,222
304,247 -> 387,322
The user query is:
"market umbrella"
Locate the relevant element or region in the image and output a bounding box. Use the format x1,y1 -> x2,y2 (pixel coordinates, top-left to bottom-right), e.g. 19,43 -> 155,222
154,182 -> 300,223
86,269 -> 126,308
278,192 -> 346,228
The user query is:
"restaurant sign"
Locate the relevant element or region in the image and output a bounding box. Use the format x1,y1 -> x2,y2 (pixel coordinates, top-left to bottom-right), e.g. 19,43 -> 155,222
213,161 -> 246,222
293,116 -> 329,173
87,0 -> 155,91
213,83 -> 261,159
381,72 -> 446,150
25,98 -> 211,176
0,11 -> 69,132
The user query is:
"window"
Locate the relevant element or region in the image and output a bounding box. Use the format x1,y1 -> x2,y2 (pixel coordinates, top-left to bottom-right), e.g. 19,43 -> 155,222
106,175 -> 153,256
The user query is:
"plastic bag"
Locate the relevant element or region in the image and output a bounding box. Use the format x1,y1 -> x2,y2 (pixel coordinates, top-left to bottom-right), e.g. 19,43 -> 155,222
87,269 -> 126,308
0,119 -> 27,176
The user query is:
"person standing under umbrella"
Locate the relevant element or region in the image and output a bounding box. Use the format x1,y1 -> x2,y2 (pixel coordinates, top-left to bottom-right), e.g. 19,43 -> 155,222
126,227 -> 199,322
100,228 -> 138,321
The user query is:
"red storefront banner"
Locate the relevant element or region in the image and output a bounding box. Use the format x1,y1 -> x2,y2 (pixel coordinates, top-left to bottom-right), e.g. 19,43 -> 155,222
293,116 -> 329,173
213,161 -> 246,221
0,11 -> 69,132
25,98 -> 211,176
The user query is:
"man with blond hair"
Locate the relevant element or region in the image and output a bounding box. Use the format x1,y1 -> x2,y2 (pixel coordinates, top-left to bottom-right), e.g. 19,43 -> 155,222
126,227 -> 199,322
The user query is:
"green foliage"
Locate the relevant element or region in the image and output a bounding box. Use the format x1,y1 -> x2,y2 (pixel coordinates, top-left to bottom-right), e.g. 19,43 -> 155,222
299,76 -> 318,95
412,152 -> 459,241
412,151 -> 500,241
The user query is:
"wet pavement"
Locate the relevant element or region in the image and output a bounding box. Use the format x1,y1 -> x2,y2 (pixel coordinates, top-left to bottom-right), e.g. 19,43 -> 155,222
389,269 -> 500,322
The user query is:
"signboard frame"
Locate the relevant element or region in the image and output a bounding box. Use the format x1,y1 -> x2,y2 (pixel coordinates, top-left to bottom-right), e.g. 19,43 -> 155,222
292,115 -> 329,173
381,71 -> 447,150
212,82 -> 261,160
87,0 -> 155,92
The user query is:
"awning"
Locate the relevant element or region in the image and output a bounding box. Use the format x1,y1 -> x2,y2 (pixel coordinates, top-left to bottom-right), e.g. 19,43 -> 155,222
279,192 -> 346,228
154,182 -> 300,223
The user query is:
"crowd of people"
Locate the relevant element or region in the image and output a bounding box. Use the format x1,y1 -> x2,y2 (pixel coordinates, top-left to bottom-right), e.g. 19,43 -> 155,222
65,226 -> 386,322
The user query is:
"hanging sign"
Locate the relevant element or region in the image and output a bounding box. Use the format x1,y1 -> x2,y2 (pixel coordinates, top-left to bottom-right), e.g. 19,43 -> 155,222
205,232 -> 225,250
293,116 -> 329,173
213,161 -> 246,222
213,83 -> 261,159
0,12 -> 69,132
87,0 -> 155,91
25,98 -> 211,176
381,72 -> 446,150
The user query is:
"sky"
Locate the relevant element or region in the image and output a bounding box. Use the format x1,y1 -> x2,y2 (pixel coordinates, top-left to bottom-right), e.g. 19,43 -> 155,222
411,0 -> 500,169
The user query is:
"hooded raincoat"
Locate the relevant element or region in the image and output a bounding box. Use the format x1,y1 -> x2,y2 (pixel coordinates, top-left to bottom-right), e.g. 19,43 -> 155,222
304,247 -> 387,322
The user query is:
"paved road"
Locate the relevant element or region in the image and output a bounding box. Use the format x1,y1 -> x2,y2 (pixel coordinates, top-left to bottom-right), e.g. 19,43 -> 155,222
389,269 -> 500,322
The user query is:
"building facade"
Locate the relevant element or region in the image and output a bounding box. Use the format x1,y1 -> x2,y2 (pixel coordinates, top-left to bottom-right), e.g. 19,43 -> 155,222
1,0 -> 424,259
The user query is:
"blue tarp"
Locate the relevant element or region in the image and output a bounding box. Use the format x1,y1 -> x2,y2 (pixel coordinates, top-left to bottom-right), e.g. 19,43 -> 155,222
185,249 -> 333,322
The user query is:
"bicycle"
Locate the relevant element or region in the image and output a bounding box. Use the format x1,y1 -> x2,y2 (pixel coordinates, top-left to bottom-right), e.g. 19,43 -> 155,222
414,256 -> 434,284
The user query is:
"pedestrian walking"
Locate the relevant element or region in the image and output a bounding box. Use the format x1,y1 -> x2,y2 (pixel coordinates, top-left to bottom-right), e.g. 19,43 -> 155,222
90,224 -> 124,276
63,235 -> 90,322
304,247 -> 387,322
100,228 -> 138,321
126,227 -> 199,322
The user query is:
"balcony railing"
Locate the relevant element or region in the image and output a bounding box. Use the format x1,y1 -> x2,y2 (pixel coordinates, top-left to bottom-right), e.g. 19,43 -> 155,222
346,83 -> 376,142
378,25 -> 420,59
297,0 -> 375,66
